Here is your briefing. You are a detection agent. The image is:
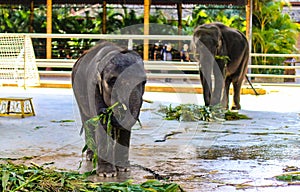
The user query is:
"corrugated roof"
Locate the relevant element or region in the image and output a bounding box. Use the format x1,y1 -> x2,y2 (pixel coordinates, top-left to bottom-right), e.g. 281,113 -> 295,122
0,0 -> 247,5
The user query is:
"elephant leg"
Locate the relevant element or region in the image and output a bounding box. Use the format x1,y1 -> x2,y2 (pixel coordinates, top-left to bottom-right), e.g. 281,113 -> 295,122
79,113 -> 95,161
221,77 -> 231,109
95,124 -> 117,177
232,80 -> 243,110
114,128 -> 131,172
83,124 -> 95,161
200,71 -> 211,106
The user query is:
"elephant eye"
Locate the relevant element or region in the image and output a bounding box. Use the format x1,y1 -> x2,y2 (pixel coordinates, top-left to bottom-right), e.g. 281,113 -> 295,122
108,77 -> 117,85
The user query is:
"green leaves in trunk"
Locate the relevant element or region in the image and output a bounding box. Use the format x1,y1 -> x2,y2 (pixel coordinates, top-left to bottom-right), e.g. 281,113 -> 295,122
83,102 -> 119,154
80,102 -> 121,169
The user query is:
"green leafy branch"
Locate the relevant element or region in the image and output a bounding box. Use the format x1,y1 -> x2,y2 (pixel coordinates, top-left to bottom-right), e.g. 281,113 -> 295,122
215,55 -> 230,65
0,162 -> 183,191
80,102 -> 119,169
158,104 -> 251,122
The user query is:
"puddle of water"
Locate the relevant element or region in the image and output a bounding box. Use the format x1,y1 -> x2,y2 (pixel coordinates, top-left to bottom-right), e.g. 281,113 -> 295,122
197,144 -> 297,160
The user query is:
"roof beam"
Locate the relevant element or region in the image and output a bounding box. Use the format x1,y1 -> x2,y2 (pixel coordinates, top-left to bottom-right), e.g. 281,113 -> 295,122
0,0 -> 247,5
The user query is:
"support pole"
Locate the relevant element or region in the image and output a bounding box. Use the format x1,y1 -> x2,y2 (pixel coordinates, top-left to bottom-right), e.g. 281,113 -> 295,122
177,3 -> 183,50
29,0 -> 34,33
144,0 -> 150,61
102,0 -> 107,34
46,0 -> 52,59
246,0 -> 253,74
23,35 -> 27,89
246,0 -> 253,54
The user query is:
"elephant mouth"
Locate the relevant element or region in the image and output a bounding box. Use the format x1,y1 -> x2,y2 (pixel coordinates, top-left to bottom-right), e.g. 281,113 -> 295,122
113,103 -> 139,129
100,102 -> 138,130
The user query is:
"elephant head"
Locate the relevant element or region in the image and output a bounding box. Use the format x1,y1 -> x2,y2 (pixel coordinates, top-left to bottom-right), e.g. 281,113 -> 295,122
100,51 -> 146,130
193,24 -> 223,56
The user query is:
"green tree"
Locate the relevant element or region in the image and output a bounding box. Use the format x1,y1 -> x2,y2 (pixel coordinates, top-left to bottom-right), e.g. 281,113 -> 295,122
188,5 -> 246,34
252,0 -> 298,54
0,6 -> 31,33
121,6 -> 143,27
252,0 -> 300,74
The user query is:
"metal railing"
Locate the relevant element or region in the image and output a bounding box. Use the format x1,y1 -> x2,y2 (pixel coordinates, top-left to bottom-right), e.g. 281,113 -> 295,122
2,33 -> 300,85
36,59 -> 300,82
36,59 -> 201,80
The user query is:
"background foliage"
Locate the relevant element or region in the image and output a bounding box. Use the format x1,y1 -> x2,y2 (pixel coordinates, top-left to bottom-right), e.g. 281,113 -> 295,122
252,0 -> 299,74
0,1 -> 299,73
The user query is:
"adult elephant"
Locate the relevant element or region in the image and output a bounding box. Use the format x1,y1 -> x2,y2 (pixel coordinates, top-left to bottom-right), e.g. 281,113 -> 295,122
193,23 -> 249,110
72,41 -> 146,177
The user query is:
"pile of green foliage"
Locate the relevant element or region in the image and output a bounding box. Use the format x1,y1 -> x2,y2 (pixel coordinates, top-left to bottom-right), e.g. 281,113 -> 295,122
158,104 -> 251,122
0,162 -> 182,191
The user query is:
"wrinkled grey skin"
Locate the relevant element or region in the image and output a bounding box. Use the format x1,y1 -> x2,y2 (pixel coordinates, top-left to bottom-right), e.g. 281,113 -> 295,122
72,41 -> 146,177
193,23 -> 249,110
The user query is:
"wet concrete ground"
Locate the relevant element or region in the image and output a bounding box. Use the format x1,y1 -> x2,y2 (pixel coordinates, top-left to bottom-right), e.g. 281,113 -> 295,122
0,86 -> 300,191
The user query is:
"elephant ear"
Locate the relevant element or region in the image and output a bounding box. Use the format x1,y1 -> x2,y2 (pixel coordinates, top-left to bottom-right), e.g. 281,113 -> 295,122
216,36 -> 223,55
97,71 -> 103,94
215,26 -> 224,55
192,26 -> 207,61
94,44 -> 123,95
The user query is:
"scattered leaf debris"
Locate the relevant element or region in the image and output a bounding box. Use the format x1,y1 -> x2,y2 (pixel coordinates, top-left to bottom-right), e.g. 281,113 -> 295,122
157,104 -> 251,122
0,162 -> 183,191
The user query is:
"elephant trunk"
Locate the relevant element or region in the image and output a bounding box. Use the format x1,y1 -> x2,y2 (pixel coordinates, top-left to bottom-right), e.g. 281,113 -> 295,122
198,44 -> 214,106
197,39 -> 225,107
115,80 -> 144,128
110,64 -> 145,130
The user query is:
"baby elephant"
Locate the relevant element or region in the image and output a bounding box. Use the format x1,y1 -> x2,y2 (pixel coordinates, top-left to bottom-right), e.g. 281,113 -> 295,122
72,41 -> 146,177
193,23 -> 249,110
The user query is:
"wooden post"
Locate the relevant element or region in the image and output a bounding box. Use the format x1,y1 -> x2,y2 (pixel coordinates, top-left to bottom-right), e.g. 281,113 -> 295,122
246,0 -> 253,71
177,3 -> 183,51
102,0 -> 107,34
24,35 -> 27,89
144,0 -> 150,61
246,0 -> 253,53
29,0 -> 34,33
46,0 -> 52,59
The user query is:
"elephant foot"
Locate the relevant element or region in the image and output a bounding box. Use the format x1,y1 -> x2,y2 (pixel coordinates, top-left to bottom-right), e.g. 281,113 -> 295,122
97,163 -> 117,177
115,160 -> 130,172
97,171 -> 117,177
86,148 -> 94,161
97,170 -> 117,177
116,165 -> 130,172
231,105 -> 241,111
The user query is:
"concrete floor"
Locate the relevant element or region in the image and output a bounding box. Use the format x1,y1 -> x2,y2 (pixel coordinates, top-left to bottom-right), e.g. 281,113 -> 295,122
0,86 -> 300,191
